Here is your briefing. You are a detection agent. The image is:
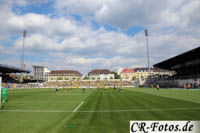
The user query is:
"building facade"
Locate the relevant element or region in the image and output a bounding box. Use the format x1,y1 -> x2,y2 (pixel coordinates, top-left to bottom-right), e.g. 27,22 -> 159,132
121,67 -> 174,81
152,68 -> 175,78
134,68 -> 154,79
33,66 -> 50,81
48,70 -> 82,81
88,69 -> 114,80
120,68 -> 134,80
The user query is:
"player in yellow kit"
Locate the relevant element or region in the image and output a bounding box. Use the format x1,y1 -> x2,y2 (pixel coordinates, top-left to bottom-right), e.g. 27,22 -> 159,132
119,85 -> 123,92
104,85 -> 108,93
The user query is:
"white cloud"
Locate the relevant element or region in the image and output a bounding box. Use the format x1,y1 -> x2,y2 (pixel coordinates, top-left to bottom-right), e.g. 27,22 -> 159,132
54,0 -> 200,32
54,0 -> 184,29
54,0 -> 106,16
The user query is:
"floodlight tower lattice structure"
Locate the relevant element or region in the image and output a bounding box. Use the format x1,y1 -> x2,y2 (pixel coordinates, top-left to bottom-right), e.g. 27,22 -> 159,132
20,30 -> 26,83
144,29 -> 151,73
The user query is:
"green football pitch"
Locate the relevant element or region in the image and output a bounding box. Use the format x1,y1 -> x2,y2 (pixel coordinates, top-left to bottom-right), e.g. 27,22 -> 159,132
0,87 -> 200,133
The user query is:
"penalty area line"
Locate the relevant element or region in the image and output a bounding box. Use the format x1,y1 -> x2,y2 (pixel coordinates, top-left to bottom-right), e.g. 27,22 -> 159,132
73,101 -> 84,112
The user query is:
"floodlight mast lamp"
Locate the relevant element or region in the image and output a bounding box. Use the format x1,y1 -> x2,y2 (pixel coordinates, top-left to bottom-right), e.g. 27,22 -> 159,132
144,29 -> 150,73
20,30 -> 26,83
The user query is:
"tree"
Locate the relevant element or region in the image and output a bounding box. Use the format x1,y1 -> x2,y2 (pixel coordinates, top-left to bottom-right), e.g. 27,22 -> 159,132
132,76 -> 136,81
83,76 -> 89,80
65,77 -> 69,80
57,77 -> 62,80
113,71 -> 120,79
92,77 -> 95,80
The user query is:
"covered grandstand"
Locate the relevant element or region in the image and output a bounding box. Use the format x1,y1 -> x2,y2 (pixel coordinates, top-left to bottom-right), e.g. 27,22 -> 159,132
153,47 -> 200,88
0,64 -> 30,74
154,47 -> 200,79
0,64 -> 30,87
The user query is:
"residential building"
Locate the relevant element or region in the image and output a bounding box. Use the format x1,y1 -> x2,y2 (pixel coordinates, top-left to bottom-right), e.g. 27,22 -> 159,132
121,67 -> 174,81
33,66 -> 50,81
134,68 -> 154,79
153,68 -> 175,77
48,70 -> 82,81
88,69 -> 114,80
120,68 -> 134,81
134,68 -> 175,79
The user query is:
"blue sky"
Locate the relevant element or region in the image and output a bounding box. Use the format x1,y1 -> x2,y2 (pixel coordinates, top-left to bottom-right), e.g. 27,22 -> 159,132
12,0 -> 55,15
0,0 -> 200,75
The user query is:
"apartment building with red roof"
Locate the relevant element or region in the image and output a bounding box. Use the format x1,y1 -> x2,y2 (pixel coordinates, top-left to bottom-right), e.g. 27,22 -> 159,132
48,70 -> 82,81
120,68 -> 135,81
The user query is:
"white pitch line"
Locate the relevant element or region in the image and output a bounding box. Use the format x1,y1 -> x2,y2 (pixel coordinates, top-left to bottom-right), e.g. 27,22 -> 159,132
66,94 -> 84,95
127,89 -> 200,104
1,107 -> 200,113
78,107 -> 200,113
0,110 -> 73,113
8,101 -> 81,103
147,93 -> 200,104
9,93 -> 83,96
73,101 -> 84,112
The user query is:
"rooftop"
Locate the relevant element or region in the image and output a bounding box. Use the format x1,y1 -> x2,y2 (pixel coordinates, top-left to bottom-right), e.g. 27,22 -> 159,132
88,69 -> 113,75
49,70 -> 82,76
0,64 -> 31,74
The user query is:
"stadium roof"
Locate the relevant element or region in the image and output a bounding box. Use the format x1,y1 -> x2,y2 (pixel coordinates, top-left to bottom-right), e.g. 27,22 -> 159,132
88,69 -> 113,75
0,64 -> 31,73
49,70 -> 82,76
121,68 -> 134,73
153,47 -> 200,70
